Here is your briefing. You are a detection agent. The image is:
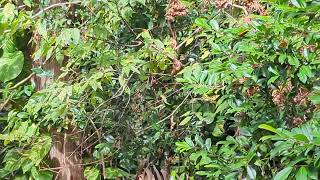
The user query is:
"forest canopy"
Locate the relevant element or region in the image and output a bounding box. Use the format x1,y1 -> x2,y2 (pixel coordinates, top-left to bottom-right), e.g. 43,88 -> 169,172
0,0 -> 320,179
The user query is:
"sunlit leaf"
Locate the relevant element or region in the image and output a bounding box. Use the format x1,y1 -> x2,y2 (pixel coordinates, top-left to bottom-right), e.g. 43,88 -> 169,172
3,3 -> 16,21
0,41 -> 24,82
295,167 -> 307,180
291,0 -> 306,7
274,167 -> 293,180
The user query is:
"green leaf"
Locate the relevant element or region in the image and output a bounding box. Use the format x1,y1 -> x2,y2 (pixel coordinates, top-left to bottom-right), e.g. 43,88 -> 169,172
55,50 -> 65,65
295,167 -> 307,180
268,66 -> 279,75
31,167 -> 53,180
185,137 -> 194,147
23,0 -> 33,7
293,134 -> 309,142
3,3 -> 16,21
195,18 -> 211,30
209,19 -> 219,31
57,28 -> 81,45
288,56 -> 300,68
22,162 -> 33,173
205,138 -> 211,150
268,75 -> 280,85
259,124 -> 290,140
194,134 -> 204,147
247,165 -> 256,180
274,167 -> 293,180
36,20 -> 47,38
32,68 -> 53,78
175,141 -> 192,152
298,66 -> 313,83
84,166 -> 101,180
291,0 -> 306,8
279,54 -> 286,64
186,37 -> 194,46
0,42 -> 24,82
258,124 -> 279,134
309,92 -> 320,104
0,169 -> 10,178
105,168 -> 128,179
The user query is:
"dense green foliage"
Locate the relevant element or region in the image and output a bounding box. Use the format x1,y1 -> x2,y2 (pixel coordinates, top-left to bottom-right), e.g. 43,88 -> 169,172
0,0 -> 320,179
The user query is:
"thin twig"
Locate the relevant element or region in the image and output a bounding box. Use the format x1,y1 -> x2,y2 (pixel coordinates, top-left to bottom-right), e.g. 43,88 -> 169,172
0,73 -> 35,111
88,114 -> 106,179
230,3 -> 248,15
136,91 -> 192,135
32,1 -> 82,18
85,74 -> 132,179
175,28 -> 202,50
68,128 -> 101,159
0,98 -> 10,112
9,73 -> 35,90
112,0 -> 177,61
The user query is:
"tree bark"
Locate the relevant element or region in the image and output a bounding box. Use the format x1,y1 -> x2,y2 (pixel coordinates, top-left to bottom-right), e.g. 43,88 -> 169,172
31,0 -> 84,179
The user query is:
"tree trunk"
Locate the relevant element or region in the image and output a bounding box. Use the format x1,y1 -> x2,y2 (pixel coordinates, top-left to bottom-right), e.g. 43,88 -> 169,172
49,130 -> 84,180
31,0 -> 84,179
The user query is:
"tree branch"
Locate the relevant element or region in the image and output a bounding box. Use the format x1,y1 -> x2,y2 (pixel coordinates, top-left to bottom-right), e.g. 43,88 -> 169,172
9,73 -> 35,90
0,73 -> 35,112
32,1 -> 82,18
136,91 -> 192,135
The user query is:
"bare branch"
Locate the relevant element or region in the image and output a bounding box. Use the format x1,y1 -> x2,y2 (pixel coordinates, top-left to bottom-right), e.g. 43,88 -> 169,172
32,1 -> 82,18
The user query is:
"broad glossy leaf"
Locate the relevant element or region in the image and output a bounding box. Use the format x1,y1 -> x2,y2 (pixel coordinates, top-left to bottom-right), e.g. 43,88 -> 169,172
186,37 -> 194,46
36,20 -> 47,38
185,137 -> 194,147
0,42 -> 24,82
175,142 -> 192,152
295,167 -> 307,180
298,66 -> 313,83
258,124 -> 280,135
274,167 -> 293,180
247,165 -> 256,179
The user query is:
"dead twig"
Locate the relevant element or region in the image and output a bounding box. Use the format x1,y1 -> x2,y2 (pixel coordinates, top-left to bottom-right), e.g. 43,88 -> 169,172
229,3 -> 248,15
